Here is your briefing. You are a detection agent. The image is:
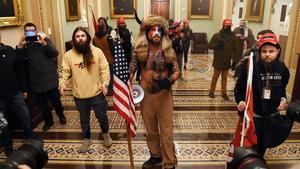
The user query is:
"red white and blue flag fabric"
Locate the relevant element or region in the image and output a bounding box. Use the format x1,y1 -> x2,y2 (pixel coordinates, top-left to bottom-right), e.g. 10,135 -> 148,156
112,41 -> 137,137
228,52 -> 257,161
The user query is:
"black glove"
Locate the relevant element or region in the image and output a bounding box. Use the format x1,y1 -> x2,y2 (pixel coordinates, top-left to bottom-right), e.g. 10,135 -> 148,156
156,77 -> 173,89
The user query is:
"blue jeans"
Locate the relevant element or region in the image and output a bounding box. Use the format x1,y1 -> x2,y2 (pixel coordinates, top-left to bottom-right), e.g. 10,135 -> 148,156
0,92 -> 33,150
74,94 -> 109,139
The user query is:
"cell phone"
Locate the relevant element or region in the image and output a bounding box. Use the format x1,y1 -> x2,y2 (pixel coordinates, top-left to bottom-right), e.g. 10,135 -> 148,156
25,35 -> 38,42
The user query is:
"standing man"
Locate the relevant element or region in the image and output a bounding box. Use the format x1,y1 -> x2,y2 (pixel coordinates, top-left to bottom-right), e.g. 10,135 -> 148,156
233,20 -> 255,63
17,22 -> 66,131
235,33 -> 291,159
110,17 -> 134,65
181,19 -> 193,70
208,19 -> 239,100
0,32 -> 33,157
96,17 -> 113,35
131,15 -> 181,169
93,17 -> 115,91
59,27 -> 112,153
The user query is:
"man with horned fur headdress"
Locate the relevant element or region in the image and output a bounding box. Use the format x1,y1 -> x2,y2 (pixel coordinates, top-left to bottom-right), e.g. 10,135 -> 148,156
129,15 -> 180,169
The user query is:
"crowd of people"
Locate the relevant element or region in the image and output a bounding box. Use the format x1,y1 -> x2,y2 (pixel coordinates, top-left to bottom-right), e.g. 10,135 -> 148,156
0,16 -> 292,169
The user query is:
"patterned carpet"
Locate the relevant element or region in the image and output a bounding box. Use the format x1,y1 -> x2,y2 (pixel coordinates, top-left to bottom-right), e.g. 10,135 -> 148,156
1,140 -> 300,166
1,54 -> 300,168
32,110 -> 300,134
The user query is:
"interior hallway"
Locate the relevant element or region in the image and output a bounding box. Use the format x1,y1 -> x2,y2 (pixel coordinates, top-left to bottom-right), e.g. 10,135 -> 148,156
1,53 -> 300,169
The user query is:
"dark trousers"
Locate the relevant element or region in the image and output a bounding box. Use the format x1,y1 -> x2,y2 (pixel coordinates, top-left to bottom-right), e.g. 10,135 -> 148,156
136,62 -> 141,81
176,53 -> 183,72
0,92 -> 33,150
108,64 -> 113,92
254,117 -> 267,159
183,49 -> 189,64
74,94 -> 109,139
33,88 -> 64,124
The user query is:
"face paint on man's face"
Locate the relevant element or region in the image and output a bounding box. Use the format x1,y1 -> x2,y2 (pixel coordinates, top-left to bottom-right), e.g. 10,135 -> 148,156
148,26 -> 162,43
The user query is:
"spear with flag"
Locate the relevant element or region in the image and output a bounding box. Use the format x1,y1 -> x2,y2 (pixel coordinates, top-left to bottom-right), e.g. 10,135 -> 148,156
112,40 -> 137,169
228,52 -> 257,162
88,4 -> 99,33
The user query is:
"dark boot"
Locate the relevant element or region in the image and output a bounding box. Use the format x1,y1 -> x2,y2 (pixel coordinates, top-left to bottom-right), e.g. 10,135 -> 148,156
142,156 -> 163,169
59,115 -> 67,124
222,94 -> 230,101
4,147 -> 14,157
42,121 -> 54,131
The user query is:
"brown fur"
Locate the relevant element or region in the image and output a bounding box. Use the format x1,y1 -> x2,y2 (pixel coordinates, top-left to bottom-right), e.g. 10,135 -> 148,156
134,15 -> 175,64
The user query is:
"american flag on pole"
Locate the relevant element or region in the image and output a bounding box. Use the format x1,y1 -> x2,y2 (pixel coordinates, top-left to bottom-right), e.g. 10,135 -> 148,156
228,52 -> 257,161
113,41 -> 137,137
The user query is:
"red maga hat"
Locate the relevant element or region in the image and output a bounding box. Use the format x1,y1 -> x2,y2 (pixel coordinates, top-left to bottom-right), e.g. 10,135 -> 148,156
258,33 -> 279,48
117,17 -> 125,25
223,19 -> 232,27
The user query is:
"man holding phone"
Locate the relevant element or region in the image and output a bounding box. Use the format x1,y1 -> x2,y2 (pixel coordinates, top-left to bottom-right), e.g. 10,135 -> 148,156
17,22 -> 66,131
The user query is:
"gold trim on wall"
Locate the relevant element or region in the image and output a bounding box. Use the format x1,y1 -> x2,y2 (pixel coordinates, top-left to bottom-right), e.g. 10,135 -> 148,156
65,0 -> 81,21
0,0 -> 24,26
188,0 -> 214,19
245,0 -> 264,22
110,0 -> 137,19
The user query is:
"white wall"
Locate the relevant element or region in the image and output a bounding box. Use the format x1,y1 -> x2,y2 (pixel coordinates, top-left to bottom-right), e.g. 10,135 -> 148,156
59,0 -> 86,42
104,0 -> 144,40
232,0 -> 246,29
179,0 -> 222,40
269,0 -> 293,36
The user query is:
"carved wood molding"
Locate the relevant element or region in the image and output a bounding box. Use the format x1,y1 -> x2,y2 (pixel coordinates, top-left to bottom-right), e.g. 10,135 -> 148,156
271,0 -> 277,14
285,0 -> 300,69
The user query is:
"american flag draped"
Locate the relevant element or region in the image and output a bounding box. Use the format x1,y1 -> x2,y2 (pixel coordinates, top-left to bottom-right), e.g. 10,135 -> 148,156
228,52 -> 257,161
113,41 -> 137,137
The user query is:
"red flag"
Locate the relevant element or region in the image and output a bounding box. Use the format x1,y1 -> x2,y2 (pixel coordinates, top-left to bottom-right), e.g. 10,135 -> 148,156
113,41 -> 137,137
227,52 -> 257,162
89,5 -> 99,32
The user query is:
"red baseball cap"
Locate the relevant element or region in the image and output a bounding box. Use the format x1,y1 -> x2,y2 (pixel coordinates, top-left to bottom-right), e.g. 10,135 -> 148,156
258,33 -> 279,48
117,17 -> 125,25
223,19 -> 232,27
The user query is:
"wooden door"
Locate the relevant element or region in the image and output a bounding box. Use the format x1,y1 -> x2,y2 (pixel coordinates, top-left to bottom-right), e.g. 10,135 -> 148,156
151,0 -> 169,20
292,28 -> 300,101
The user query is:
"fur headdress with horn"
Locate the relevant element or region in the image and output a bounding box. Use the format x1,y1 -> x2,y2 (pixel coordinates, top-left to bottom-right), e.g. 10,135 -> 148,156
134,12 -> 175,63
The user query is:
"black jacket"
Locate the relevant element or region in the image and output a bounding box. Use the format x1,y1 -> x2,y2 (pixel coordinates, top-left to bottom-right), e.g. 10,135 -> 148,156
17,38 -> 59,93
235,55 -> 290,116
0,43 -> 27,99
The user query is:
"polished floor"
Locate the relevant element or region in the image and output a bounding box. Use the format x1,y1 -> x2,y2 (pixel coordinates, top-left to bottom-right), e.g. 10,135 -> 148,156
1,54 -> 300,169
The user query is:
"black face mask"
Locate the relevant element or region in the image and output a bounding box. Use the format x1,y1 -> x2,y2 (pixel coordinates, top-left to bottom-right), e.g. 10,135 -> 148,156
119,25 -> 127,30
98,22 -> 105,30
224,27 -> 231,33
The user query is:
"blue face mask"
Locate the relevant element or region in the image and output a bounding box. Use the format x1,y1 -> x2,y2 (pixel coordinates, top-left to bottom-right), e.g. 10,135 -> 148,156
25,31 -> 36,37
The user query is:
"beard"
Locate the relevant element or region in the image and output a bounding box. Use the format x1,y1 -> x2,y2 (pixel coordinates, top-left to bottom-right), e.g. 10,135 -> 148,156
150,36 -> 161,45
73,40 -> 91,54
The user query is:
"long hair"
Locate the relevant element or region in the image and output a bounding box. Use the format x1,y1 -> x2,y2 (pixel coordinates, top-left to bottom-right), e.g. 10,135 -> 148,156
72,27 -> 93,70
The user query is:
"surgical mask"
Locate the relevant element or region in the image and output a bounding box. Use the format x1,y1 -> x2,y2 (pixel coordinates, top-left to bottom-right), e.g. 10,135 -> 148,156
25,31 -> 36,37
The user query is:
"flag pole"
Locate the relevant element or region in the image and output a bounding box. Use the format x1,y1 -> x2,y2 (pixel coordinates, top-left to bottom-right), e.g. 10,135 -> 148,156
126,122 -> 135,169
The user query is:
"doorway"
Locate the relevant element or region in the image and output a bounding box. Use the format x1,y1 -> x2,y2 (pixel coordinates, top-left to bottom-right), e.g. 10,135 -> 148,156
151,0 -> 170,20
